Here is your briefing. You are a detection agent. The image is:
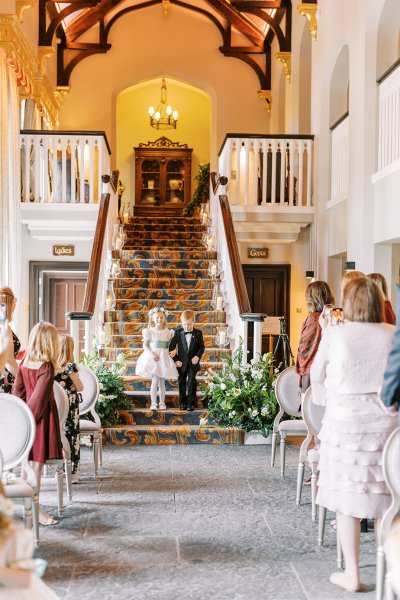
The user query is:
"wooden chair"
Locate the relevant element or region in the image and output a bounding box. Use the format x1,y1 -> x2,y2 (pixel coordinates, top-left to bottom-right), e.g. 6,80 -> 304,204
0,393 -> 39,546
296,387 -> 325,521
271,366 -> 308,476
376,426 -> 400,600
78,365 -> 101,477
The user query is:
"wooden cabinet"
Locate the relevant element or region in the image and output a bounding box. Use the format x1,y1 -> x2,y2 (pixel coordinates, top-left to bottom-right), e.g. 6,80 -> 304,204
134,136 -> 192,215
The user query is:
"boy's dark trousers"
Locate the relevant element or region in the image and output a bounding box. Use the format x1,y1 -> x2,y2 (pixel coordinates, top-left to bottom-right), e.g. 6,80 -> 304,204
178,367 -> 198,409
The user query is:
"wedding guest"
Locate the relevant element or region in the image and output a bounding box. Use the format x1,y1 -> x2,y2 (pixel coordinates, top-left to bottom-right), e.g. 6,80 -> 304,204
296,281 -> 335,393
311,277 -> 397,592
0,287 -> 21,393
340,270 -> 364,302
0,322 -> 11,378
381,285 -> 400,409
12,322 -> 63,526
55,334 -> 83,480
367,273 -> 396,325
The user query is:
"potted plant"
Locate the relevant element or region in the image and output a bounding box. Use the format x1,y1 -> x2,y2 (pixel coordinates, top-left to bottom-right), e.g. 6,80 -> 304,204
182,162 -> 210,217
81,346 -> 131,427
200,344 -> 279,443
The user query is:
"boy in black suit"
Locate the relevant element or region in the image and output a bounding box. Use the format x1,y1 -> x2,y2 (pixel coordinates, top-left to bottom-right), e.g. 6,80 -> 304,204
169,310 -> 205,411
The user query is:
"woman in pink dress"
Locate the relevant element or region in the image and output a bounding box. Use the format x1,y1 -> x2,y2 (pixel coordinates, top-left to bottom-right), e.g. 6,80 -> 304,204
13,322 -> 63,526
311,278 -> 397,592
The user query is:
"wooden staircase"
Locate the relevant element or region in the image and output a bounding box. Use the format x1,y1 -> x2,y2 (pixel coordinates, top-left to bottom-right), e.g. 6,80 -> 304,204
103,216 -> 241,445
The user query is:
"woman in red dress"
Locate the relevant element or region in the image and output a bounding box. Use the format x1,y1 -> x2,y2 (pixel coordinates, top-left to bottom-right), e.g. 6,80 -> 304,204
367,273 -> 396,324
13,321 -> 63,526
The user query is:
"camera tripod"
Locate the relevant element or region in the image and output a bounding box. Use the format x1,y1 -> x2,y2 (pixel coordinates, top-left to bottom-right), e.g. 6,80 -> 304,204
274,317 -> 294,370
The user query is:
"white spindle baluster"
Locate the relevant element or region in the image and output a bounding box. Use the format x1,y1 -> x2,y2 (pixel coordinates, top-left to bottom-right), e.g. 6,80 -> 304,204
244,139 -> 250,205
33,136 -> 41,202
271,140 -> 277,203
52,137 -> 58,202
288,140 -> 294,206
280,141 -> 286,204
43,136 -> 50,203
235,139 -> 241,204
70,137 -> 76,203
79,137 -> 85,203
89,137 -> 95,204
298,141 -> 304,207
306,140 -> 312,206
61,136 -> 67,202
251,141 -> 259,206
97,136 -> 103,203
262,140 -> 267,205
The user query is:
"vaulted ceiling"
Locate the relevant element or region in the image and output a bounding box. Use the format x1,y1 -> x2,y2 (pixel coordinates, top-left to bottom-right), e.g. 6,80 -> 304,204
39,0 -> 298,89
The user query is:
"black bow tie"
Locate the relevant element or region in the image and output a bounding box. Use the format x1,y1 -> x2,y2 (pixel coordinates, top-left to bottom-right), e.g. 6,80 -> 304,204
185,331 -> 193,335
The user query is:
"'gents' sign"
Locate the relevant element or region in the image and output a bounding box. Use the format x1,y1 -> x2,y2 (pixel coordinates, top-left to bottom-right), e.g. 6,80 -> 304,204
248,247 -> 269,259
53,245 -> 75,256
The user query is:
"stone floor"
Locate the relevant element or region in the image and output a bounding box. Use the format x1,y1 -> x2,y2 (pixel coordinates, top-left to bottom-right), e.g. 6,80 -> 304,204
29,444 -> 377,600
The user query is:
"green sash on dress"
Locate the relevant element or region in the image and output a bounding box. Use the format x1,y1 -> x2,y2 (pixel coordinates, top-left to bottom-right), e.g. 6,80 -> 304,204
151,341 -> 169,349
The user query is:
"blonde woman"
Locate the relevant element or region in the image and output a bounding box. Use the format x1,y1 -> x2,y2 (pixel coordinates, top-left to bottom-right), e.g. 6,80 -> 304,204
12,322 -> 63,526
311,278 -> 397,592
0,287 -> 21,393
55,334 -> 83,479
0,483 -> 59,598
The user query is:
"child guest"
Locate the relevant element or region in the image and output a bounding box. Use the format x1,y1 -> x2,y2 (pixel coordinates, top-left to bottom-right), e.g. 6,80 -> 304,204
55,334 -> 83,480
135,307 -> 178,411
169,310 -> 205,411
12,322 -> 63,526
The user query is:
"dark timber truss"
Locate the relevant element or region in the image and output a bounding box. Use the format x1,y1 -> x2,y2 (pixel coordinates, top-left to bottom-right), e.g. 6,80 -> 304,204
39,0 -> 297,89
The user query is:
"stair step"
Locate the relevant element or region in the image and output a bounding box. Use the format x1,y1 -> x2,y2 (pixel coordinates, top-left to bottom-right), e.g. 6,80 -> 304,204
123,224 -> 206,233
122,361 -> 224,376
115,250 -> 217,260
106,347 -> 228,361
105,425 -> 242,445
122,376 -> 207,392
113,278 -> 214,289
124,232 -> 204,241
123,240 -> 204,248
120,259 -> 211,269
114,289 -> 213,301
104,310 -> 226,323
127,217 -> 202,224
109,334 -> 216,348
124,392 -> 205,409
118,408 -> 207,426
105,322 -> 227,335
114,299 -> 215,311
119,268 -> 210,279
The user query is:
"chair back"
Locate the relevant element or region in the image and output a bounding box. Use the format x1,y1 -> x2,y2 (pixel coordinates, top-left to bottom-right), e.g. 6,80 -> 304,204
383,427 -> 400,514
0,393 -> 36,470
53,382 -> 71,456
275,366 -> 301,417
302,387 -> 325,436
0,449 -> 3,477
78,365 -> 100,416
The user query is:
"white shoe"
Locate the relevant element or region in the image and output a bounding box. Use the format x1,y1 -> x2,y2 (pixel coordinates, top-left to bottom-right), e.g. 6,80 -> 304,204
158,402 -> 167,410
150,403 -> 157,410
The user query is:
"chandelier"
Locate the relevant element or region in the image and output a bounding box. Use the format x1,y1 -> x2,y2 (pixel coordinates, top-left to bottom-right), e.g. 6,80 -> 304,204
148,78 -> 178,130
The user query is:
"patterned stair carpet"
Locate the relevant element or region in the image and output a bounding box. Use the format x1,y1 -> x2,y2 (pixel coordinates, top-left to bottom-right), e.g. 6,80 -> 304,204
104,216 -> 241,445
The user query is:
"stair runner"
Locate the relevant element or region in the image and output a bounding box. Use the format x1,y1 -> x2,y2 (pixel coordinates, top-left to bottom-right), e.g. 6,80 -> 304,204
103,216 -> 242,445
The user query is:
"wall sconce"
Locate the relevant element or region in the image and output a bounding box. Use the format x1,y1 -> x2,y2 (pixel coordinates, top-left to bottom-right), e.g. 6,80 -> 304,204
305,270 -> 315,281
345,261 -> 356,272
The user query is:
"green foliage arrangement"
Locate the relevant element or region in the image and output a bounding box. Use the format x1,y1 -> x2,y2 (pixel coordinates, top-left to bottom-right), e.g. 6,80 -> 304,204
182,162 -> 210,217
81,346 -> 131,427
200,344 -> 280,438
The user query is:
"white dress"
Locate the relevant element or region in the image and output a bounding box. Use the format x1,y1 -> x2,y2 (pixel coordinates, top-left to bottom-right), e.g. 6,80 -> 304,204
135,327 -> 178,379
0,526 -> 58,599
310,321 -> 398,519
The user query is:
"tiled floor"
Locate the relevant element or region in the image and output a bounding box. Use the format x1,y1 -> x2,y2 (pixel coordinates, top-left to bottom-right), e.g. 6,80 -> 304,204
32,444 -> 377,600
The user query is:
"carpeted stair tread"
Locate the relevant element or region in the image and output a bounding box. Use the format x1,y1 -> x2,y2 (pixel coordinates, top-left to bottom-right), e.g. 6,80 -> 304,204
124,231 -> 204,240
108,335 -> 216,347
120,361 -> 224,376
118,408 -> 207,426
104,310 -> 225,323
113,277 -> 214,289
124,240 -> 203,248
124,223 -> 206,231
121,259 -> 211,269
119,268 -> 210,278
115,299 -> 215,311
106,347 -> 227,361
105,425 -> 242,445
114,289 -> 213,301
115,250 -> 217,260
105,322 -> 227,335
124,393 -> 205,409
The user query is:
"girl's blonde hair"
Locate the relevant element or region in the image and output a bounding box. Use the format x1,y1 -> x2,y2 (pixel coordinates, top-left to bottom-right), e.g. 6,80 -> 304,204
148,311 -> 167,328
0,287 -> 16,320
26,321 -> 61,373
367,273 -> 389,300
58,334 -> 75,368
340,270 -> 365,299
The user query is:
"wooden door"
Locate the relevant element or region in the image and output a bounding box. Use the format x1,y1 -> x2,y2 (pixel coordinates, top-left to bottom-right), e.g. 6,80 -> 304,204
242,265 -> 291,364
43,274 -> 87,355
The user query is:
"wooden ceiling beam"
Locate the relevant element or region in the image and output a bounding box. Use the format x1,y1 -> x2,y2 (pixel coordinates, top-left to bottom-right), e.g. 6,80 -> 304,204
232,1 -> 284,8
66,0 -> 125,41
205,0 -> 265,46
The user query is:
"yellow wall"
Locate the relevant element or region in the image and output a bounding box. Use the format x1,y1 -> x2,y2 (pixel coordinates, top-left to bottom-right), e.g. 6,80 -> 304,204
116,78 -> 211,208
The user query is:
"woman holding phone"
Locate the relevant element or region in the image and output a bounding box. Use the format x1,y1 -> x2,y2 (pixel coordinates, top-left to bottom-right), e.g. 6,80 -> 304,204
0,287 -> 21,393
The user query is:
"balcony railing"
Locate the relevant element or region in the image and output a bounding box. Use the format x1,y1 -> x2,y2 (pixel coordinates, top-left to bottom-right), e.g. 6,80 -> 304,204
377,61 -> 400,174
329,113 -> 349,206
218,134 -> 314,207
20,130 -> 111,204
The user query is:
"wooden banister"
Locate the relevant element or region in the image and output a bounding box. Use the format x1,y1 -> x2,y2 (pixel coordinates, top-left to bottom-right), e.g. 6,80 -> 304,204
81,193 -> 110,315
219,195 -> 251,316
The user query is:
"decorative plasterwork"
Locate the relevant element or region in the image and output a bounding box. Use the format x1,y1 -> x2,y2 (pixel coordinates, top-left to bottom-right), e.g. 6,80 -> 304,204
0,16 -> 63,128
162,0 -> 170,18
297,3 -> 318,41
16,0 -> 35,22
275,51 -> 291,82
137,136 -> 189,149
257,89 -> 272,113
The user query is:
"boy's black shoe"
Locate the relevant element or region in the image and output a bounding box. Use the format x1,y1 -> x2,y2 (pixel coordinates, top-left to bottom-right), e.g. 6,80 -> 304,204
187,405 -> 195,411
179,404 -> 188,410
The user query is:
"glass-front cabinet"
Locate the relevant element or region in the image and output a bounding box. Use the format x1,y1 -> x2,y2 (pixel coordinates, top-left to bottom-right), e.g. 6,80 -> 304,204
134,137 -> 192,214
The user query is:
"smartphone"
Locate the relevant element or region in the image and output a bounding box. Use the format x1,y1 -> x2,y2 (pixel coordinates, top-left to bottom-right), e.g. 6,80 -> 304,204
0,302 -> 6,326
331,307 -> 344,325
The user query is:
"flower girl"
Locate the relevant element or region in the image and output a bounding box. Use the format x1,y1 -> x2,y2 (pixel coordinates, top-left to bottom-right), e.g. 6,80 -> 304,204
135,307 -> 177,410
